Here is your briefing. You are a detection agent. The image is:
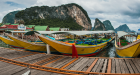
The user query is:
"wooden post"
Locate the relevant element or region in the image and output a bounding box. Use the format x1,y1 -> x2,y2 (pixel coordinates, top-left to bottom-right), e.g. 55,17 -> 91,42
17,33 -> 18,37
119,39 -> 120,47
22,33 -> 23,39
46,44 -> 50,54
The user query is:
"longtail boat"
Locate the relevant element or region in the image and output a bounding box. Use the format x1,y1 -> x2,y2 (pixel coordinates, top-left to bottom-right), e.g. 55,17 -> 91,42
0,35 -> 24,49
35,32 -> 114,56
115,31 -> 140,58
5,33 -> 59,54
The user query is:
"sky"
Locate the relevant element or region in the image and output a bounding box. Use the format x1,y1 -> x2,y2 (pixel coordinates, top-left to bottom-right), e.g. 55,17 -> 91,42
0,0 -> 140,31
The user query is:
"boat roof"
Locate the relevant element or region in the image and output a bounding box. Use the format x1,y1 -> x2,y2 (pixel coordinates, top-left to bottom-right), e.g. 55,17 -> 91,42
11,30 -> 115,35
39,31 -> 115,35
117,31 -> 128,38
117,31 -> 136,38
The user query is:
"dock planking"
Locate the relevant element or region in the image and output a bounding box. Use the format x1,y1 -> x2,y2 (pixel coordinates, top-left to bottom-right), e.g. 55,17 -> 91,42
0,47 -> 140,75
0,61 -> 64,75
77,58 -> 95,71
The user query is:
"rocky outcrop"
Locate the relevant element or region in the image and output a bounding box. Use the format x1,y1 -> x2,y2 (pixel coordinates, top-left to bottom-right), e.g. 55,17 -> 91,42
103,20 -> 114,30
14,3 -> 92,30
93,18 -> 106,31
115,24 -> 131,32
2,11 -> 19,24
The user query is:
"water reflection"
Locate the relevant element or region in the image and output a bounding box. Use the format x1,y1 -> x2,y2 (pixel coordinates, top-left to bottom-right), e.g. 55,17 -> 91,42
95,40 -> 116,57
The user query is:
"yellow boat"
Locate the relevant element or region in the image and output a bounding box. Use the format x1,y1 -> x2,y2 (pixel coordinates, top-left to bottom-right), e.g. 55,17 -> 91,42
0,36 -> 24,49
5,33 -> 59,54
35,33 -> 113,56
115,31 -> 140,58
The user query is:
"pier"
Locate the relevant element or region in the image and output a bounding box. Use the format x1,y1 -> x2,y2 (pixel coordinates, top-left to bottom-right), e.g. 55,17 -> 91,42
0,47 -> 140,75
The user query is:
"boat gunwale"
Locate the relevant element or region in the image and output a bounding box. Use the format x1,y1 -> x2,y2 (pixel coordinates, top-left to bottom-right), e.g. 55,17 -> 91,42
5,33 -> 46,46
115,38 -> 140,50
35,33 -> 112,48
0,35 -> 14,42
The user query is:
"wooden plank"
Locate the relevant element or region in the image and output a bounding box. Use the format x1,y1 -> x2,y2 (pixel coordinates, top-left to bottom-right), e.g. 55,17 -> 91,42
111,59 -> 115,73
96,59 -> 105,72
0,61 -> 11,68
128,59 -> 139,73
121,59 -> 129,73
12,68 -> 29,75
77,58 -> 95,71
15,54 -> 46,62
86,58 -> 98,72
69,58 -> 89,70
32,55 -> 54,65
115,59 -> 121,73
47,57 -> 70,67
125,59 -> 134,74
107,59 -> 111,73
119,59 -> 125,73
12,53 -> 36,60
26,55 -> 53,64
1,66 -> 26,75
0,64 -> 17,72
38,56 -> 62,66
91,59 -> 101,72
54,57 -> 74,68
102,59 -> 108,73
64,57 -> 83,70
42,56 -> 64,67
60,58 -> 78,69
132,59 -> 140,73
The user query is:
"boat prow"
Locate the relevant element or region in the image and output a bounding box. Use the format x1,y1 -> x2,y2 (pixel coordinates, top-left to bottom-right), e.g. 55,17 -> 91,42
115,38 -> 140,58
0,35 -> 24,49
5,33 -> 58,54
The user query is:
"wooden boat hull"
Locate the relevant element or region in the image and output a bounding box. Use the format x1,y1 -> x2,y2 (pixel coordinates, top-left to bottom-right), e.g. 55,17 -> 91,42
115,39 -> 140,58
36,33 -> 112,56
0,36 -> 24,49
6,34 -> 59,54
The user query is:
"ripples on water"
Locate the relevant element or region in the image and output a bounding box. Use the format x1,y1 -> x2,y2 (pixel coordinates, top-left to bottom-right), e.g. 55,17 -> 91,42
95,40 -> 117,57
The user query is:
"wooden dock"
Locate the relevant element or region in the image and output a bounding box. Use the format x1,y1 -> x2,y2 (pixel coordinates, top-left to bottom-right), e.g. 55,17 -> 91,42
0,47 -> 140,75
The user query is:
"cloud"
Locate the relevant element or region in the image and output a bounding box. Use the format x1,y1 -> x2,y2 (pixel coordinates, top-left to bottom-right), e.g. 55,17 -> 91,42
0,8 -> 25,23
0,0 -> 140,31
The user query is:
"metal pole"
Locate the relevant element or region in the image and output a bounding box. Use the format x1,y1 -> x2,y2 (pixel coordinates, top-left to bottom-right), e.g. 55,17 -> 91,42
46,44 -> 50,54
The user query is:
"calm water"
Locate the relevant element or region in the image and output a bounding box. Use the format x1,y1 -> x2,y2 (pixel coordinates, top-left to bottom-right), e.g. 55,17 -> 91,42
0,37 -> 137,58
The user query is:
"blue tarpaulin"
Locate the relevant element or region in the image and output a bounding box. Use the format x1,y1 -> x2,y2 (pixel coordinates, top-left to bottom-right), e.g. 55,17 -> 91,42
138,29 -> 140,31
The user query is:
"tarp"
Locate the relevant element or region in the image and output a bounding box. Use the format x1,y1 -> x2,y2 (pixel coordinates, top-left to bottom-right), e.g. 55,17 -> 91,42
11,30 -> 115,35
117,31 -> 128,38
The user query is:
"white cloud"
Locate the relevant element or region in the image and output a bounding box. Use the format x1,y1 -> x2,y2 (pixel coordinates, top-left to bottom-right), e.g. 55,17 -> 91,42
0,8 -> 25,22
0,0 -> 140,31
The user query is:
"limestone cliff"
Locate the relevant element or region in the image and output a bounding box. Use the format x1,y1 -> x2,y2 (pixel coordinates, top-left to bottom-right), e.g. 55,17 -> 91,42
93,18 -> 106,31
103,20 -> 114,30
2,11 -> 19,24
115,24 -> 131,32
14,3 -> 92,30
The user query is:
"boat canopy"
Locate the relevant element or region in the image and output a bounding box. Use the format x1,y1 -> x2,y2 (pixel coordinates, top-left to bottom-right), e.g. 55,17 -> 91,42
117,31 -> 128,38
10,30 -> 115,35
39,31 -> 115,35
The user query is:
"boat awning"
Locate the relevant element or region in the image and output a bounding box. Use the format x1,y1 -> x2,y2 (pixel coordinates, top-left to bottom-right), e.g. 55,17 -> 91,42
117,31 -> 128,38
10,30 -> 115,35
38,30 -> 115,35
